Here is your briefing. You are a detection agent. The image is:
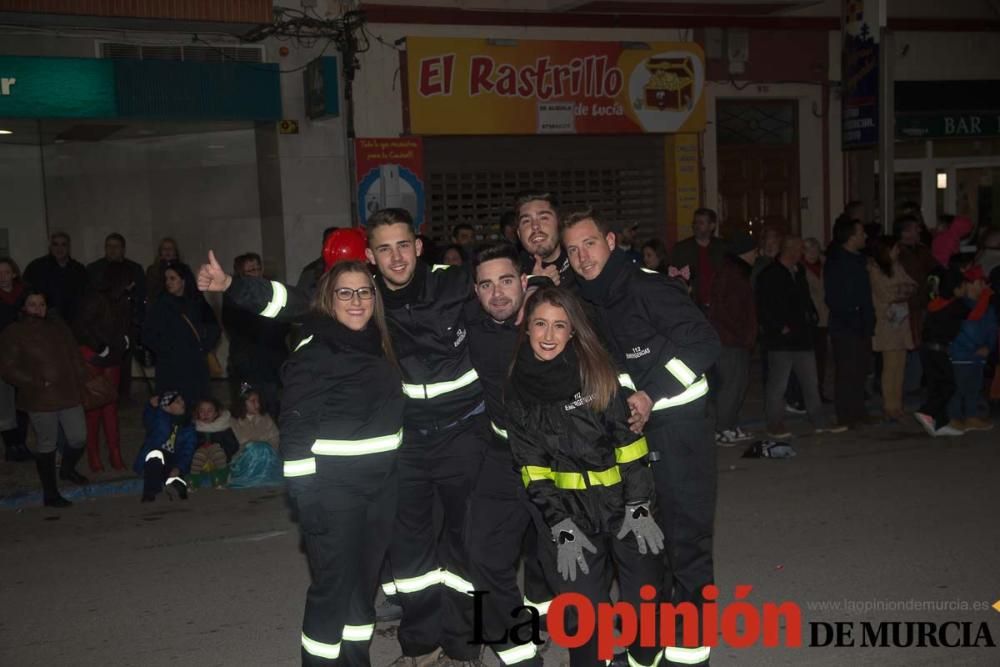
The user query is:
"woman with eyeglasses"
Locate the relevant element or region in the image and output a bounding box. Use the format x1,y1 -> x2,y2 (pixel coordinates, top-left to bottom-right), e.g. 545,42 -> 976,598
504,287 -> 664,667
210,258 -> 404,666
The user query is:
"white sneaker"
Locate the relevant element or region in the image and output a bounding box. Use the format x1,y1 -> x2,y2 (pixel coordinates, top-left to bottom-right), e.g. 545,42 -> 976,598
934,425 -> 965,437
913,412 -> 937,437
785,402 -> 807,415
732,427 -> 754,441
716,430 -> 740,447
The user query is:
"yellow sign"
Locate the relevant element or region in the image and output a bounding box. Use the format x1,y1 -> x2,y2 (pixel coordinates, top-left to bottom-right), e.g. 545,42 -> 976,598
666,133 -> 701,242
405,37 -> 705,136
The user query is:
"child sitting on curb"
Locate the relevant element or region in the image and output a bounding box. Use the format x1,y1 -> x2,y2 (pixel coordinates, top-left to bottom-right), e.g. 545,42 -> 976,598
134,392 -> 196,502
228,386 -> 282,488
190,398 -> 240,489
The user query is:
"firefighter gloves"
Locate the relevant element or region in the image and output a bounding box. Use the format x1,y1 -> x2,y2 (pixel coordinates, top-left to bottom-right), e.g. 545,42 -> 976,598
616,502 -> 664,555
551,518 -> 598,582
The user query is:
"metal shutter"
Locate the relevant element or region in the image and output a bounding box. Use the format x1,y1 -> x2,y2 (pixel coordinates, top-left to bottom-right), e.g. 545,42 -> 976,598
423,135 -> 666,245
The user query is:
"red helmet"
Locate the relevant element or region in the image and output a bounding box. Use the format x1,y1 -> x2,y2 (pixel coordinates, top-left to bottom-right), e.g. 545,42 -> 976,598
323,227 -> 368,271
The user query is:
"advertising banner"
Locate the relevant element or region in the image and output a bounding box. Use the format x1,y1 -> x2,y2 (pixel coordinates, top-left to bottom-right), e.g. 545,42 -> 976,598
405,37 -> 705,136
841,0 -> 881,149
355,137 -> 426,232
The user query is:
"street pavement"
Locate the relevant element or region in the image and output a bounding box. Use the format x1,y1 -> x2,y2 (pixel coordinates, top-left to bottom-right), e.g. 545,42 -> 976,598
1,399 -> 999,665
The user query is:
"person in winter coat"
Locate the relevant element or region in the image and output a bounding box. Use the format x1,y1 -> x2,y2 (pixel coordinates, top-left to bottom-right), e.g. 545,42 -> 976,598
23,232 -> 89,324
932,215 -> 974,268
757,238 -> 844,437
231,386 -> 280,453
802,238 -> 831,402
74,261 -> 132,472
146,237 -> 181,302
669,208 -> 726,311
825,218 -> 877,428
505,286 -> 663,667
947,267 -> 997,431
914,270 -> 983,437
708,233 -> 759,445
896,217 -> 936,347
868,236 -> 917,421
143,262 -> 220,410
0,257 -> 30,462
0,291 -> 91,507
135,392 -> 197,502
189,398 -> 240,488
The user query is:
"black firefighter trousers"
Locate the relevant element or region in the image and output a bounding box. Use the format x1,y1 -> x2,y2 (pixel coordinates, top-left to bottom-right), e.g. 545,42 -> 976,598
466,444 -> 558,666
298,459 -> 398,666
390,413 -> 488,660
645,406 -> 717,667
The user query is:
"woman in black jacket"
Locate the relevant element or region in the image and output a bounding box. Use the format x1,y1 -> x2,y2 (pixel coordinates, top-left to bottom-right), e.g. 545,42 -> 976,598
504,287 -> 663,667
142,262 -> 220,411
218,259 -> 404,665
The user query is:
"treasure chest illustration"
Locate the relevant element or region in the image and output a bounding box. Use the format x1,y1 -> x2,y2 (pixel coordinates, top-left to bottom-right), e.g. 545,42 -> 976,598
644,57 -> 695,111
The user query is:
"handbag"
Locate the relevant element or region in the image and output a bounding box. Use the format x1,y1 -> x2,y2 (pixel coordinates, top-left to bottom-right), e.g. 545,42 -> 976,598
181,312 -> 224,378
82,374 -> 117,411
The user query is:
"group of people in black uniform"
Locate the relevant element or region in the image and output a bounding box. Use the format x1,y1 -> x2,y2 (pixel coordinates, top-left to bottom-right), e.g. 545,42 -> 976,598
197,194 -> 721,667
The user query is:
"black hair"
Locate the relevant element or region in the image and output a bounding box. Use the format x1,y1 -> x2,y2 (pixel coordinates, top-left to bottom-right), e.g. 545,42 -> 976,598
451,223 -> 475,241
693,208 -> 718,225
105,232 -> 126,247
514,191 -> 560,218
832,214 -> 861,246
474,242 -> 522,271
368,208 -> 415,232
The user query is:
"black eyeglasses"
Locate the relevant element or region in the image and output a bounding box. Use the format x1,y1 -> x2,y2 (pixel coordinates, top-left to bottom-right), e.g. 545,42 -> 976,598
334,287 -> 375,301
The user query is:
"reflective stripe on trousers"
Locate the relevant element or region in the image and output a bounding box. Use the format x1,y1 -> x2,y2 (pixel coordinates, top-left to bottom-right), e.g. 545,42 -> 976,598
390,568 -> 475,596
663,645 -> 711,665
301,624 -> 376,660
497,642 -> 538,665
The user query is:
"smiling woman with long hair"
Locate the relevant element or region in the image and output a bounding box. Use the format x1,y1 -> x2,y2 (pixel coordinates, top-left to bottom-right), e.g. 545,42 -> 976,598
503,286 -> 663,667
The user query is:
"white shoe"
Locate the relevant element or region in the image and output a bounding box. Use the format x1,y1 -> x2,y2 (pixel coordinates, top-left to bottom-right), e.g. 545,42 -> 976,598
732,427 -> 754,441
934,425 -> 965,437
913,412 -> 937,437
716,430 -> 740,447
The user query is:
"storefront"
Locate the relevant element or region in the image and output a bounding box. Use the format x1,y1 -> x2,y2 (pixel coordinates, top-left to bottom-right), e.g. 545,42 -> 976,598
0,54 -> 281,270
891,79 -> 1000,233
393,37 -> 706,245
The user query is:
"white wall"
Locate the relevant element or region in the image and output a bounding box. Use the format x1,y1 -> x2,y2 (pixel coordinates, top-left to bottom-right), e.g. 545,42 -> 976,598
0,141 -> 48,266
40,129 -> 262,273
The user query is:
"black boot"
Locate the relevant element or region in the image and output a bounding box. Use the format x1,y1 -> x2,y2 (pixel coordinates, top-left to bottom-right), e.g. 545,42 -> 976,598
142,457 -> 164,502
35,452 -> 71,508
2,428 -> 32,462
59,446 -> 89,485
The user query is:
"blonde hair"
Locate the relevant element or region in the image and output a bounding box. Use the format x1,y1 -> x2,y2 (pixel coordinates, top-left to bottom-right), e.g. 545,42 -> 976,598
312,261 -> 397,369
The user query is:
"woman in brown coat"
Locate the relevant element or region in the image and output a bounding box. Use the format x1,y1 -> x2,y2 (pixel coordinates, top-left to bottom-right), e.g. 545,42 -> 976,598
869,236 -> 917,421
0,291 -> 91,507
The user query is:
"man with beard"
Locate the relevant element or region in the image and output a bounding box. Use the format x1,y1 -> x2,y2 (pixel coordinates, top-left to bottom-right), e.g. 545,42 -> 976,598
562,208 -> 720,667
514,192 -> 576,290
198,209 -> 488,667
464,243 -> 556,667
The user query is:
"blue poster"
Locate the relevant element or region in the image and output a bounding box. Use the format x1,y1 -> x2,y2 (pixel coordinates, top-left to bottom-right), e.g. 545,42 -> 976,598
842,0 -> 880,149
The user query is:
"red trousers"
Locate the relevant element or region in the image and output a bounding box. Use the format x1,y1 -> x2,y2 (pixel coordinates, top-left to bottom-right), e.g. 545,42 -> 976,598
84,365 -> 123,471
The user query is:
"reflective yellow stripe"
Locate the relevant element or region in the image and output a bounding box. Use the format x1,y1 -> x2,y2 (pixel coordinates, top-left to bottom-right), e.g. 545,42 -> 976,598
523,596 -> 552,616
294,335 -> 313,352
402,368 -> 479,400
394,569 -> 443,594
491,421 -> 509,439
441,570 -> 475,595
665,357 -> 698,387
615,437 -> 649,464
283,457 -> 316,477
663,646 -> 711,665
498,643 -> 538,665
618,373 -> 636,390
311,429 -> 403,456
432,264 -> 451,272
381,581 -> 397,596
301,632 -> 340,659
521,465 -> 622,489
260,280 -> 288,319
651,376 -> 709,411
342,624 -> 375,642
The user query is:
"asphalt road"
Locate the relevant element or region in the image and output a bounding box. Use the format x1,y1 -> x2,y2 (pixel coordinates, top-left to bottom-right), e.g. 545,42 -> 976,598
1,418 -> 998,666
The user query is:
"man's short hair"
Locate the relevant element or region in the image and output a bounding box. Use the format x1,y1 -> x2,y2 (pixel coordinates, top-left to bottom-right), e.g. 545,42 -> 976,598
452,223 -> 475,240
50,232 -> 70,244
693,208 -> 717,225
233,252 -> 262,274
474,242 -> 522,274
367,208 -> 415,234
561,206 -> 612,235
105,232 -> 126,247
514,191 -> 560,218
833,214 -> 860,246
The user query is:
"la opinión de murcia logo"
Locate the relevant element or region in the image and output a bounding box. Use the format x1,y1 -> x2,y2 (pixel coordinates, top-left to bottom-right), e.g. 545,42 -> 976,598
470,585 -> 999,659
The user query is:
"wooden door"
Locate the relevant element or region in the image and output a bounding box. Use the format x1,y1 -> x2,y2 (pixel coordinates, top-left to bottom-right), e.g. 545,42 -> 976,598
716,100 -> 799,238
